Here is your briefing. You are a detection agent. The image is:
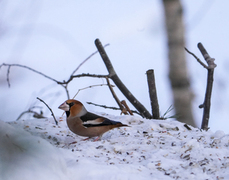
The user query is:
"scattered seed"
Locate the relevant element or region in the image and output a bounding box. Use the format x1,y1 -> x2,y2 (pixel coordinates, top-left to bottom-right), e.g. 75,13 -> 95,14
182,154 -> 190,160
96,145 -> 104,149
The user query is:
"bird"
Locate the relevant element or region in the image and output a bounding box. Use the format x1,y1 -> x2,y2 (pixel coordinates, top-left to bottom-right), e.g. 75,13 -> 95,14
58,99 -> 129,141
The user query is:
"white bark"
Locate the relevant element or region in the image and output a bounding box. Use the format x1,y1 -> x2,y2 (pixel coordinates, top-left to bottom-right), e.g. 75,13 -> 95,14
162,0 -> 195,126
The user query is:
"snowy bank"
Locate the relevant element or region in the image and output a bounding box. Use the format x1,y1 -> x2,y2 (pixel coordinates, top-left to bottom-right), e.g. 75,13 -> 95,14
1,115 -> 229,180
0,120 -> 67,180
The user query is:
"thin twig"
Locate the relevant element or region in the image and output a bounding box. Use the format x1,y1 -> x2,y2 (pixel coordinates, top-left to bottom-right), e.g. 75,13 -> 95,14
0,44 -> 109,98
58,73 -> 108,85
72,83 -> 115,99
121,100 -> 133,115
64,84 -> 70,99
7,66 -> 11,87
70,44 -> 110,76
87,102 -> 141,115
106,77 -> 128,115
184,47 -> 209,69
17,109 -> 45,121
1,63 -> 59,84
37,97 -> 58,125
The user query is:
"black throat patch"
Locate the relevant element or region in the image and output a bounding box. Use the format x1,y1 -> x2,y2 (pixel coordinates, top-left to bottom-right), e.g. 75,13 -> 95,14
66,111 -> 70,117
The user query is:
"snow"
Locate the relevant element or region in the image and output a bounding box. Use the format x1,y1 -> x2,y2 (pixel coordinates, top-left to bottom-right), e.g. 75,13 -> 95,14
1,114 -> 229,180
0,120 -> 67,180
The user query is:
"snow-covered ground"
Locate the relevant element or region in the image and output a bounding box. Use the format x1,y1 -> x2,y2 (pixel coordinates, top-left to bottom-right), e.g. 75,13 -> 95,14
1,114 -> 229,180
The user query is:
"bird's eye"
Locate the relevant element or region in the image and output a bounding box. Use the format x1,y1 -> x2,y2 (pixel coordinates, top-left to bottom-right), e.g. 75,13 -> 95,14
68,102 -> 74,107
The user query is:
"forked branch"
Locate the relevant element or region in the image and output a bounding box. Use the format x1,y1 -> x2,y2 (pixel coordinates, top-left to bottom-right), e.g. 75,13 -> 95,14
1,39 -> 151,118
0,44 -> 109,99
185,43 -> 216,130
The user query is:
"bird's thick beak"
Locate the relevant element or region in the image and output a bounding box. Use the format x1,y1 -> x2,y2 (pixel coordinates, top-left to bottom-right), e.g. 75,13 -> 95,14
58,102 -> 69,111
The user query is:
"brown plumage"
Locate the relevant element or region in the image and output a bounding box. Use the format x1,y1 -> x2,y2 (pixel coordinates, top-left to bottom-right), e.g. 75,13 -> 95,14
58,99 -> 129,141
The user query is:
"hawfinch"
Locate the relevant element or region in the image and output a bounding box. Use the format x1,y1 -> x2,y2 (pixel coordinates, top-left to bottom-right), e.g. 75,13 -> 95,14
58,99 -> 128,141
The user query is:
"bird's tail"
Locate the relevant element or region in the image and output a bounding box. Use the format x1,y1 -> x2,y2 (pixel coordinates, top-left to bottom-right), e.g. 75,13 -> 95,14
112,122 -> 130,129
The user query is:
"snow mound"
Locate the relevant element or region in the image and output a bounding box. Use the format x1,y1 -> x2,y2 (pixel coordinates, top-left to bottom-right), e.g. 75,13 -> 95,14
0,120 -> 67,180
4,115 -> 229,180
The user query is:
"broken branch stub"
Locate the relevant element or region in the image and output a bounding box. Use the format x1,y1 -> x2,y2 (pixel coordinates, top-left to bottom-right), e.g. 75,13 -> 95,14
146,69 -> 160,119
197,43 -> 216,69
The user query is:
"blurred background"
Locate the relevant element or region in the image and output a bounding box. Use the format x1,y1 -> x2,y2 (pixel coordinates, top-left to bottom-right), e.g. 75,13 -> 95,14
1,0 -> 229,132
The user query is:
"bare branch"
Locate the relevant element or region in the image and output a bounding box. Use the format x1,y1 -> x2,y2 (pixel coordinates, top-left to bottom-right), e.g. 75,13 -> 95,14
146,69 -> 160,119
72,73 -> 108,78
184,47 -> 208,69
70,43 -> 110,76
72,83 -> 114,99
0,53 -> 108,99
106,77 -> 128,115
197,43 -> 216,131
56,73 -> 108,85
17,109 -> 45,121
187,43 -> 216,131
197,43 -> 217,69
1,63 -> 59,84
1,44 -> 110,86
37,97 -> 58,125
121,100 -> 133,115
1,40 -> 151,119
64,85 -> 70,99
95,38 -> 152,119
87,101 -> 141,115
7,66 -> 11,87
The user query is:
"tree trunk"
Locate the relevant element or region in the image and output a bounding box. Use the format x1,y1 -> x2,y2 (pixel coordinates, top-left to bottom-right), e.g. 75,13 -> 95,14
162,0 -> 196,127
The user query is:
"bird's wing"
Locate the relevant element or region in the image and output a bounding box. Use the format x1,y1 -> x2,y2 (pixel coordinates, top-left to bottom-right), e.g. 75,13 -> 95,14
81,112 -> 106,127
83,118 -> 124,128
81,112 -> 124,128
80,112 -> 102,122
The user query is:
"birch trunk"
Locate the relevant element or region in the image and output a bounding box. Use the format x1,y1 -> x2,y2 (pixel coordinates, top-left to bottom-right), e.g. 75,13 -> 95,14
162,0 -> 195,126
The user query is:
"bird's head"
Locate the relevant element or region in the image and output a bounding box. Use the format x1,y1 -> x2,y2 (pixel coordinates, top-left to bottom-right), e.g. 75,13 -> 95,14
58,99 -> 87,118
